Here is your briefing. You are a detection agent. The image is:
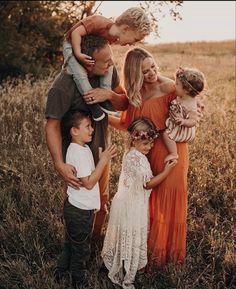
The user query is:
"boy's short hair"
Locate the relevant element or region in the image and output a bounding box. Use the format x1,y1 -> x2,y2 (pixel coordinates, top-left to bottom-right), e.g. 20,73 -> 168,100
65,110 -> 91,135
115,7 -> 152,38
81,35 -> 109,58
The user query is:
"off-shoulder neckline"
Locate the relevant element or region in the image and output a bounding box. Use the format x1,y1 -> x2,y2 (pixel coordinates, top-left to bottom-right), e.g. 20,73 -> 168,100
142,92 -> 173,104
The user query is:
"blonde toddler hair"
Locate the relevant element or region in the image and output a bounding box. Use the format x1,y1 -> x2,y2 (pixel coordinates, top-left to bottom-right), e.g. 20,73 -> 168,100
115,7 -> 152,38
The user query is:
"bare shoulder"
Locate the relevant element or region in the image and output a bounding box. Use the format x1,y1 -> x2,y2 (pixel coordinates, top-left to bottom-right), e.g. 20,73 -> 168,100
160,79 -> 175,94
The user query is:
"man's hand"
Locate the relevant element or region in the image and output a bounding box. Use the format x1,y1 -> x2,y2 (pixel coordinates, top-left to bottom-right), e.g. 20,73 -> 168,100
83,88 -> 111,104
55,162 -> 82,189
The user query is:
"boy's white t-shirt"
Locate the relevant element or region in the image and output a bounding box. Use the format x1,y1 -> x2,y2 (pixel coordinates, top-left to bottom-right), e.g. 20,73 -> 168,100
66,143 -> 101,210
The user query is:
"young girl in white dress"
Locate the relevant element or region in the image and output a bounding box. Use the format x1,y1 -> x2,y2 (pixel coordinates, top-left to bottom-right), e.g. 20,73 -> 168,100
101,117 -> 177,289
163,66 -> 205,163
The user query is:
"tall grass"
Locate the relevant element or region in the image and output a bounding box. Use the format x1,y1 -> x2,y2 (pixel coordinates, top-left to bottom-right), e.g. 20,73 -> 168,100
0,41 -> 235,289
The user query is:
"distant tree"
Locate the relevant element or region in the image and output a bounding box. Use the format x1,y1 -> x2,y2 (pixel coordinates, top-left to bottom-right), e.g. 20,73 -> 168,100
0,1 -> 183,81
138,1 -> 183,37
0,1 -> 97,80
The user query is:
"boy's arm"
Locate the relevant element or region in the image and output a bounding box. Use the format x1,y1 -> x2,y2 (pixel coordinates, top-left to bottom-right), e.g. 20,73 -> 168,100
71,25 -> 87,58
80,145 -> 116,190
71,25 -> 94,65
45,118 -> 81,189
80,158 -> 108,190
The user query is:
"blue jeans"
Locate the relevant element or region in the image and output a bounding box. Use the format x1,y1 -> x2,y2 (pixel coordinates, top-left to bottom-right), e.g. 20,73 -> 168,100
63,40 -> 115,120
62,40 -> 113,93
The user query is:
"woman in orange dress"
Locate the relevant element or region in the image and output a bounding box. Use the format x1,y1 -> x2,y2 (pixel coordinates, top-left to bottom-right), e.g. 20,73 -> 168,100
111,47 -> 188,266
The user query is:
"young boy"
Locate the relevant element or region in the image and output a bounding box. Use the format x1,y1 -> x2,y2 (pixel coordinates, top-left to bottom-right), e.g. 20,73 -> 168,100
54,111 -> 116,289
63,7 -> 151,121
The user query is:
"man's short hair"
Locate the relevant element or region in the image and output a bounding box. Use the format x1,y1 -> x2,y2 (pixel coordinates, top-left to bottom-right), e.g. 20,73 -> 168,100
81,35 -> 109,58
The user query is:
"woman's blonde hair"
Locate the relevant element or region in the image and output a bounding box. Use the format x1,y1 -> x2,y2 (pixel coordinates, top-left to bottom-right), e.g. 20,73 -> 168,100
115,7 -> 151,38
123,47 -> 156,107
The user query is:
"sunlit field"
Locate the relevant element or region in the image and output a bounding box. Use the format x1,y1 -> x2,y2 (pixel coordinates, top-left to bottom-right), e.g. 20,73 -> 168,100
0,40 -> 235,289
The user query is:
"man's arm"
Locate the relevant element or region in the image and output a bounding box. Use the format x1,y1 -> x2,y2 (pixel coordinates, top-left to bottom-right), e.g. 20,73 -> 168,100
45,118 -> 81,189
83,85 -> 128,111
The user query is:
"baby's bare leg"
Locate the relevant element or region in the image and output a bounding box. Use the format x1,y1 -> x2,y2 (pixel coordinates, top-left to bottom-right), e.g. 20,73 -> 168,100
163,131 -> 178,163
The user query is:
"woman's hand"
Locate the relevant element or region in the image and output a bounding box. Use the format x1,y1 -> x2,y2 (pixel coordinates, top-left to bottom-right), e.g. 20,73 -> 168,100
196,97 -> 205,118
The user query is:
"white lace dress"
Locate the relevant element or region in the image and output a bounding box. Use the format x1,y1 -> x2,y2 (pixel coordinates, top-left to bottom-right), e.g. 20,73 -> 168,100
101,148 -> 153,289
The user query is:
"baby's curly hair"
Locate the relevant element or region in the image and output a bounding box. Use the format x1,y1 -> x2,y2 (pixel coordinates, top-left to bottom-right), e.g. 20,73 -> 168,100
176,67 -> 205,97
115,7 -> 152,38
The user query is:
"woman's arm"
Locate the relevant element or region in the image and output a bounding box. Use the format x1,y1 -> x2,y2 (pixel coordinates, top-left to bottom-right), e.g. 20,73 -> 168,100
111,85 -> 129,111
108,115 -> 127,131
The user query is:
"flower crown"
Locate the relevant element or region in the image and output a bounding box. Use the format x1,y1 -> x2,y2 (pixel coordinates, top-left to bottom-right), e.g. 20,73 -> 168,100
176,66 -> 203,95
131,129 -> 159,141
176,67 -> 186,80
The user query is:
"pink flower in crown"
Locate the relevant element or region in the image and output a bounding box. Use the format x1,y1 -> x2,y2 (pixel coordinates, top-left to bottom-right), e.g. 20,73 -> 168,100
176,66 -> 186,80
131,129 -> 160,141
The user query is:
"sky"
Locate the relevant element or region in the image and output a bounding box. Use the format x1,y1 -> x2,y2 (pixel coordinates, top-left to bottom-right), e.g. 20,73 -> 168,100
98,1 -> 236,44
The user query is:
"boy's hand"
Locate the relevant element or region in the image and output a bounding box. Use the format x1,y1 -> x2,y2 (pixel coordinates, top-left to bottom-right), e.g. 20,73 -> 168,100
77,53 -> 95,66
99,144 -> 117,161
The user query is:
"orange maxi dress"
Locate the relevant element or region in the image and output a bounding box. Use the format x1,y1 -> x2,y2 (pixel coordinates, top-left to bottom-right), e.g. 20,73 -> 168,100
121,92 -> 189,266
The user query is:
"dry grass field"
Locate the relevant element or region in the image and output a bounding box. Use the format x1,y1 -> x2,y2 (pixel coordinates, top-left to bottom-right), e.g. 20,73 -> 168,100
0,40 -> 235,289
